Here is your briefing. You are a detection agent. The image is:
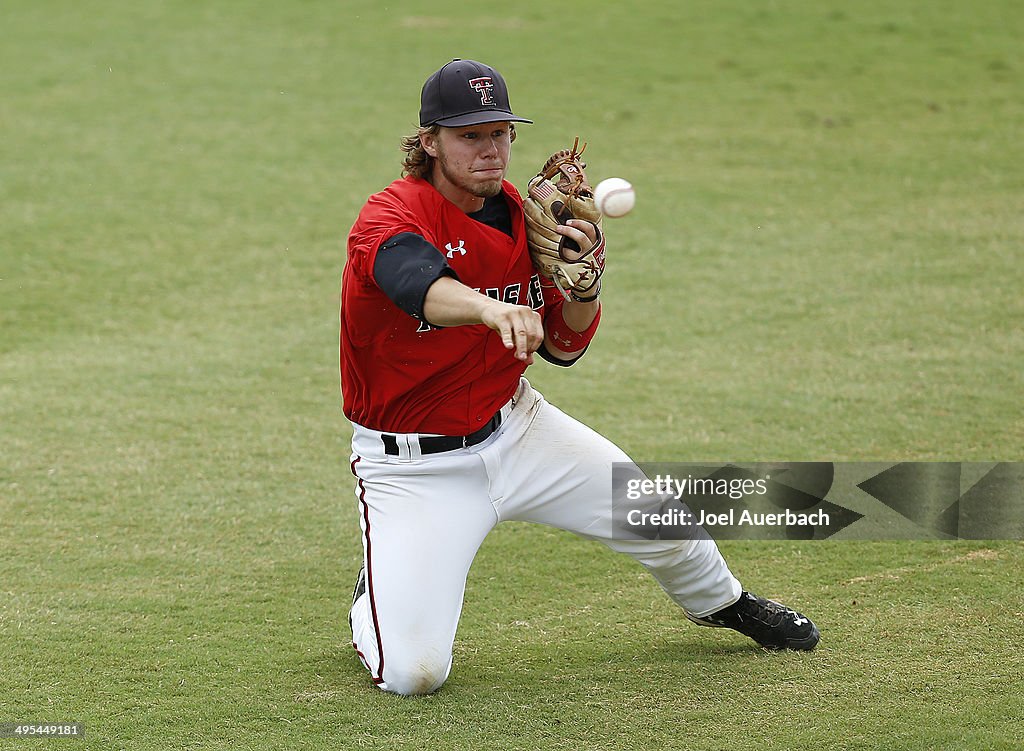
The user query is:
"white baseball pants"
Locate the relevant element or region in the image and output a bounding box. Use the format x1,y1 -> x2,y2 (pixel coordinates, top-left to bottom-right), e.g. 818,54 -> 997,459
348,378 -> 741,696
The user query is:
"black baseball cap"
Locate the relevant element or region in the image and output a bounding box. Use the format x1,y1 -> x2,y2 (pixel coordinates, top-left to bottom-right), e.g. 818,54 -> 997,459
419,59 -> 533,128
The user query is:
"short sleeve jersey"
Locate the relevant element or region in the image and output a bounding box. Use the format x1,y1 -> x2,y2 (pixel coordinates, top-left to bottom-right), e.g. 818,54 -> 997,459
341,176 -> 551,435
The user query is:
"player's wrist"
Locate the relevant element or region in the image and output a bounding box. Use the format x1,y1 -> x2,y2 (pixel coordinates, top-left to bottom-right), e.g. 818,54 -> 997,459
570,279 -> 601,303
479,297 -> 533,330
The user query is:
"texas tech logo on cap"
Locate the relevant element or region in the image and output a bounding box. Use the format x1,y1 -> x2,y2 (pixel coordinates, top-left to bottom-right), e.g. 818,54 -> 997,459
468,77 -> 496,106
419,59 -> 532,126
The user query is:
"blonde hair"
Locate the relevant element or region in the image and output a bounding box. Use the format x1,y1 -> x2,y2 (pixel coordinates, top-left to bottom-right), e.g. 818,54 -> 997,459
401,125 -> 440,179
400,123 -> 517,179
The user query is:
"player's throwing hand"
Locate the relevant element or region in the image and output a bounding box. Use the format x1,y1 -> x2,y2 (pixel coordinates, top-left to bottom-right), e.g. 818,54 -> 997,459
481,302 -> 544,363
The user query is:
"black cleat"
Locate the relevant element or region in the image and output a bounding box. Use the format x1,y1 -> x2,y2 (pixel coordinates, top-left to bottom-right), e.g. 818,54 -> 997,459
349,566 -> 366,632
688,591 -> 820,651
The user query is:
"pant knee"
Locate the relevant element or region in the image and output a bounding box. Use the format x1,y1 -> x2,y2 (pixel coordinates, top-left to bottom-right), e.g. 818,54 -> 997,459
379,652 -> 452,696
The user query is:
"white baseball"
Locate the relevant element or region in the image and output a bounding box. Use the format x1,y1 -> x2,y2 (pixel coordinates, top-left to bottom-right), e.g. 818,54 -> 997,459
593,177 -> 635,218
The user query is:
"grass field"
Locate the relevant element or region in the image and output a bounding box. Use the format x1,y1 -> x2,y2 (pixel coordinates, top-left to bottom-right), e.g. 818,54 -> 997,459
2,1 -> 1023,749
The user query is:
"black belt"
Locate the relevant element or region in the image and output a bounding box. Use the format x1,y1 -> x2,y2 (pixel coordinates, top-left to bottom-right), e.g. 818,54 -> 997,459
382,410 -> 504,456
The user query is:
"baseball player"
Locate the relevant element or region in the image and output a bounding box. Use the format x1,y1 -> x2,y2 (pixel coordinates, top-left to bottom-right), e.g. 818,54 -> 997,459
340,59 -> 819,696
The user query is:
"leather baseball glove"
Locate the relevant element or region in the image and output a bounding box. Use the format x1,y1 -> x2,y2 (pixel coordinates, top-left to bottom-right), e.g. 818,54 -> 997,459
523,138 -> 606,302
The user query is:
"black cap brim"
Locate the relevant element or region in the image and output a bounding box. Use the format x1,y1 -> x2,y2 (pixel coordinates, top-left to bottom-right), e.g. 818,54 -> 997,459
433,110 -> 533,127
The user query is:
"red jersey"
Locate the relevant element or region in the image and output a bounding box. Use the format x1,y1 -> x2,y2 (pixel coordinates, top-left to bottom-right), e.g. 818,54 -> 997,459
341,176 -> 564,434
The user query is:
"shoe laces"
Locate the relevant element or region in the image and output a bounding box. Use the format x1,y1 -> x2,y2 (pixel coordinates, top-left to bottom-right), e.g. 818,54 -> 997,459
738,594 -> 792,627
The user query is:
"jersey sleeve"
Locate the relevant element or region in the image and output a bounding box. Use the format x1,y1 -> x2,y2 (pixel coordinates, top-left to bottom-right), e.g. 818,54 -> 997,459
347,188 -> 435,284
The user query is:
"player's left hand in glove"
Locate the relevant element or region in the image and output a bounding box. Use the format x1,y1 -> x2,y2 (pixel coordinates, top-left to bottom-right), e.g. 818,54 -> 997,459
523,138 -> 606,303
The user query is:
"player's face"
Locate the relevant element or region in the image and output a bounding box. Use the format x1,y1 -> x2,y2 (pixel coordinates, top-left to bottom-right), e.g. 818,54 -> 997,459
425,122 -> 512,207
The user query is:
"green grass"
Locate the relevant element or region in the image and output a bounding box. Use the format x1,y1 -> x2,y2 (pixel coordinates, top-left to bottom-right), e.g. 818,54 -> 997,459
2,1 -> 1022,749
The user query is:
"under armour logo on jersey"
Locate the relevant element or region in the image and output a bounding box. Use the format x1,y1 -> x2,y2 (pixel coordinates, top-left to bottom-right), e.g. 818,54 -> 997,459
551,331 -> 574,349
468,77 -> 495,106
445,240 -> 467,258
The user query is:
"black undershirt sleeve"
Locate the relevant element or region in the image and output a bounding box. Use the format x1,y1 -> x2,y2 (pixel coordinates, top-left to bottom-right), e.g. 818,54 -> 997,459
373,232 -> 459,323
536,341 -> 588,367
